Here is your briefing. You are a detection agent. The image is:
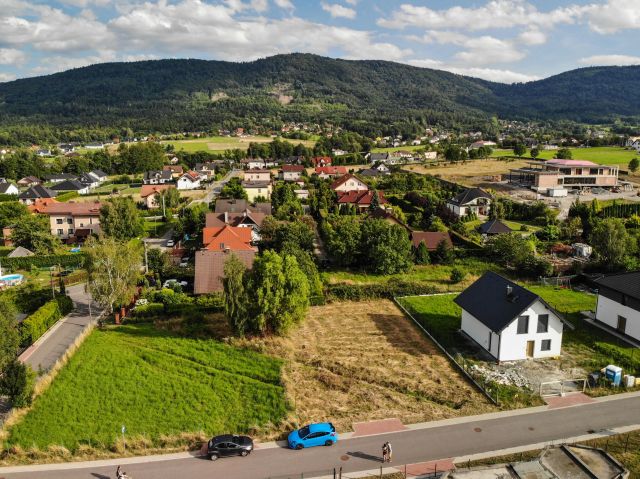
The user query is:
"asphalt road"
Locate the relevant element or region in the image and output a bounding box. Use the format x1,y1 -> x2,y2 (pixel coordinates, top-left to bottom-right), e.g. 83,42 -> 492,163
191,169 -> 243,206
21,284 -> 98,373
4,395 -> 639,479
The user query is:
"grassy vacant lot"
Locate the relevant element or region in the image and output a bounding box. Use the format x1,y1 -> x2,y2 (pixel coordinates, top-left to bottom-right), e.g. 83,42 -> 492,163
491,147 -> 637,165
163,135 -> 315,153
5,324 -> 287,452
404,159 -> 530,188
237,300 -> 495,434
323,259 -> 504,292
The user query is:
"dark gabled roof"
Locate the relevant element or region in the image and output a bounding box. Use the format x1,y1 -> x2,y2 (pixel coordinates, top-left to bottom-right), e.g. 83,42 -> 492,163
411,231 -> 452,250
449,187 -> 492,206
0,183 -> 17,194
51,179 -> 87,191
369,153 -> 389,161
478,219 -> 512,235
44,173 -> 77,181
90,169 -> 108,177
594,271 -> 640,302
18,184 -> 57,199
144,170 -> 172,180
454,272 -> 554,333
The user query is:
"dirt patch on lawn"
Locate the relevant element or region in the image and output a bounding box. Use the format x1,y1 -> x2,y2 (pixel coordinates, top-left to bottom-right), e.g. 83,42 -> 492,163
237,300 -> 496,436
406,159 -> 530,187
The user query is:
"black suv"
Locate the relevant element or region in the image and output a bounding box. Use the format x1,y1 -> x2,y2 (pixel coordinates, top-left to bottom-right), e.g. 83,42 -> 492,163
207,435 -> 254,461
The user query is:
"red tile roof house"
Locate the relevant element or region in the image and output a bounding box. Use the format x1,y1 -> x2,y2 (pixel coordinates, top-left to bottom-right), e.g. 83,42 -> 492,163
337,190 -> 388,211
37,201 -> 102,242
312,156 -> 332,167
194,225 -> 257,294
315,166 -> 347,179
140,184 -> 176,209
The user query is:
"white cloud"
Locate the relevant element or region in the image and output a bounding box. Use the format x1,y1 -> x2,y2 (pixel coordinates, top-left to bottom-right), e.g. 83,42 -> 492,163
250,0 -> 268,13
0,48 -> 27,66
581,0 -> 640,34
579,54 -> 640,66
454,36 -> 525,65
517,28 -> 547,45
273,0 -> 294,11
344,0 -> 357,4
0,72 -> 17,82
379,0 -> 580,31
321,2 -> 356,20
408,58 -> 539,83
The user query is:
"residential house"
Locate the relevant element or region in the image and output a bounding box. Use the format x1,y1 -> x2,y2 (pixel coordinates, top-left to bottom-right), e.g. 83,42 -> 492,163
0,183 -> 19,196
140,184 -> 176,209
469,140 -> 497,149
177,171 -> 202,190
88,170 -> 108,184
244,169 -> 271,182
242,181 -> 272,202
45,173 -> 78,184
508,159 -> 619,194
331,174 -> 369,193
295,189 -> 309,200
17,176 -> 42,188
85,142 -> 105,150
194,225 -> 257,293
368,152 -> 390,164
410,231 -> 453,251
312,156 -> 332,167
51,179 -> 91,195
626,136 -> 640,152
446,188 -> 492,218
77,173 -> 100,189
36,149 -> 52,157
206,207 -> 266,243
58,144 -> 75,154
215,199 -> 272,216
7,246 -> 34,258
143,170 -> 173,185
594,271 -> 640,342
195,162 -> 219,179
18,185 -> 57,205
279,165 -> 305,182
37,201 -> 102,242
478,219 -> 512,236
163,165 -> 184,178
337,190 -> 388,211
455,272 -> 564,361
243,159 -> 277,170
315,166 -> 347,179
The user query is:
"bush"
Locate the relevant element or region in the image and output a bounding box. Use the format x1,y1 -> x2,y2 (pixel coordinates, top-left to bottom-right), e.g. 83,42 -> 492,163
0,359 -> 35,408
20,296 -> 72,346
1,253 -> 86,270
131,303 -> 164,318
326,282 -> 437,302
450,268 -> 466,283
593,342 -> 640,375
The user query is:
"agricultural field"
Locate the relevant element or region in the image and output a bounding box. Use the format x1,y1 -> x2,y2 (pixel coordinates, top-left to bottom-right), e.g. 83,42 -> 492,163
490,147 -> 638,166
5,323 -> 287,452
323,259 -> 504,293
237,300 -> 495,433
162,135 -> 316,153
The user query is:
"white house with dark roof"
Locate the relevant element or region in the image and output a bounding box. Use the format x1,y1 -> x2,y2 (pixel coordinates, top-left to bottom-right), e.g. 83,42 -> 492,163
455,272 -> 564,361
446,188 -> 492,218
594,271 -> 640,341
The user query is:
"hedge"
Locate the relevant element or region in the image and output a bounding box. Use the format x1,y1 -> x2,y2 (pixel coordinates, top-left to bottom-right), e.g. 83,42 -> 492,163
20,295 -> 74,347
131,303 -> 164,318
325,282 -> 437,302
2,253 -> 86,270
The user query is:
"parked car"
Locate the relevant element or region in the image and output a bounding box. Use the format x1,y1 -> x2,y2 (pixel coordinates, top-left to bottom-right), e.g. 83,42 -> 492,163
166,239 -> 175,247
288,423 -> 337,450
207,435 -> 253,461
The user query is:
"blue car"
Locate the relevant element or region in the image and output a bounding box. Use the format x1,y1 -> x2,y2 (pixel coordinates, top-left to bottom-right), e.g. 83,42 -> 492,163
288,423 -> 338,450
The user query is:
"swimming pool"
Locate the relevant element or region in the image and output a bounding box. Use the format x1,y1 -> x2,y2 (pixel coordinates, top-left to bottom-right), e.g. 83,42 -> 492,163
0,274 -> 24,286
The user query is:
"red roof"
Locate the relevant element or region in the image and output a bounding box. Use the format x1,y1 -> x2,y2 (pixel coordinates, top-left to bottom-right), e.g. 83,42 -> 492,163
337,190 -> 387,206
411,231 -> 452,250
28,198 -> 59,213
202,225 -> 254,252
313,156 -> 332,166
140,184 -> 175,198
282,165 -> 305,172
37,201 -> 102,216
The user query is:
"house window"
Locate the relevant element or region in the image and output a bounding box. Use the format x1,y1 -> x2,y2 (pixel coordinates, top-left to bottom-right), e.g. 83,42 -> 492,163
541,339 -> 552,351
56,218 -> 63,224
537,314 -> 549,333
57,229 -> 63,235
68,229 -> 74,234
517,315 -> 529,334
67,218 -> 73,224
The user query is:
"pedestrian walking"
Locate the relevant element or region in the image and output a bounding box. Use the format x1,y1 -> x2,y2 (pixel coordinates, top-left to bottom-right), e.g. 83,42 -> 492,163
386,441 -> 393,463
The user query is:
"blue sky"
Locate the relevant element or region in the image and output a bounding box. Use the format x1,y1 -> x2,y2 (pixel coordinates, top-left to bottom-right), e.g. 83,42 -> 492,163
1,0 -> 639,83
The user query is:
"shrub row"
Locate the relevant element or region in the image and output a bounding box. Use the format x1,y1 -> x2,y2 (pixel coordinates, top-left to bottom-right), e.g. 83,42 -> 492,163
2,254 -> 86,270
20,295 -> 74,346
325,282 -> 437,302
131,291 -> 224,320
593,342 -> 640,375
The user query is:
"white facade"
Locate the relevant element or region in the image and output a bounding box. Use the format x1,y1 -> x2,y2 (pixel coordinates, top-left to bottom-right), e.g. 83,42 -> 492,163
333,177 -> 368,192
177,175 -> 201,190
461,300 -> 563,361
596,295 -> 640,341
0,184 -> 19,195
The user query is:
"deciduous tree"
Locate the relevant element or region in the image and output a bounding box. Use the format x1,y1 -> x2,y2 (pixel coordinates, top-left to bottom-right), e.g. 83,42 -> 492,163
100,197 -> 144,240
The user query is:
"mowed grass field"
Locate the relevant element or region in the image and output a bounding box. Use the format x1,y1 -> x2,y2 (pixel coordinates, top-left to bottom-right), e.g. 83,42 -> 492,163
162,135 -> 316,153
6,324 -> 287,452
491,147 -> 638,166
237,300 -> 495,434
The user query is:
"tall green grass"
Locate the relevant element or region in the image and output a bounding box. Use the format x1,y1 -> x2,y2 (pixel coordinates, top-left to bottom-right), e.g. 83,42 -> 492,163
7,325 -> 287,451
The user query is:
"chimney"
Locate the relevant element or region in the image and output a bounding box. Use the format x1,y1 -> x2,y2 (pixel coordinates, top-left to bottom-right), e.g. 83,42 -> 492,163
506,285 -> 513,298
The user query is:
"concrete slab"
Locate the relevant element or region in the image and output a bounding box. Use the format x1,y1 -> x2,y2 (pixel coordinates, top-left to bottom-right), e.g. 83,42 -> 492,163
544,393 -> 595,409
402,459 -> 455,477
352,418 -> 407,437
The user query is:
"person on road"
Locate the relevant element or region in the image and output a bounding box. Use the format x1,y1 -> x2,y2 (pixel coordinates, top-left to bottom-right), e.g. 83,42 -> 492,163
386,442 -> 393,463
116,465 -> 129,479
382,442 -> 389,463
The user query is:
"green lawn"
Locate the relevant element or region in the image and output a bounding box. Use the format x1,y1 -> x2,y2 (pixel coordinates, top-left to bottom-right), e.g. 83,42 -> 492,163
162,135 -> 315,153
371,144 -> 429,153
143,220 -> 172,237
491,147 -> 637,166
323,259 -> 503,292
7,324 -> 287,451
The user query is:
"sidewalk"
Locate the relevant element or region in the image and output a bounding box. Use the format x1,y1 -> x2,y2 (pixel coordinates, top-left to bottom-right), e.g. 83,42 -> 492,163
19,284 -> 99,373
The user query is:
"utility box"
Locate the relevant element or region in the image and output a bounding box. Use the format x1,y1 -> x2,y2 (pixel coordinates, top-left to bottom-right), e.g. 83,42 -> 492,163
605,365 -> 622,386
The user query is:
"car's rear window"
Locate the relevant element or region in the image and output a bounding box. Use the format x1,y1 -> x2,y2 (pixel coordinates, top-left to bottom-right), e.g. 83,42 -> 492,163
299,426 -> 310,438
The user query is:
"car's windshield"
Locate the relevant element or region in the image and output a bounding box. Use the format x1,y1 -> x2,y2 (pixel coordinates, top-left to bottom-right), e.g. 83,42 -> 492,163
298,426 -> 310,438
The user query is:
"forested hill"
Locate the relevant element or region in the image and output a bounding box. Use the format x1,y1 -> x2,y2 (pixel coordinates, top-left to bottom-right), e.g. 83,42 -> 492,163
0,54 -> 639,134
